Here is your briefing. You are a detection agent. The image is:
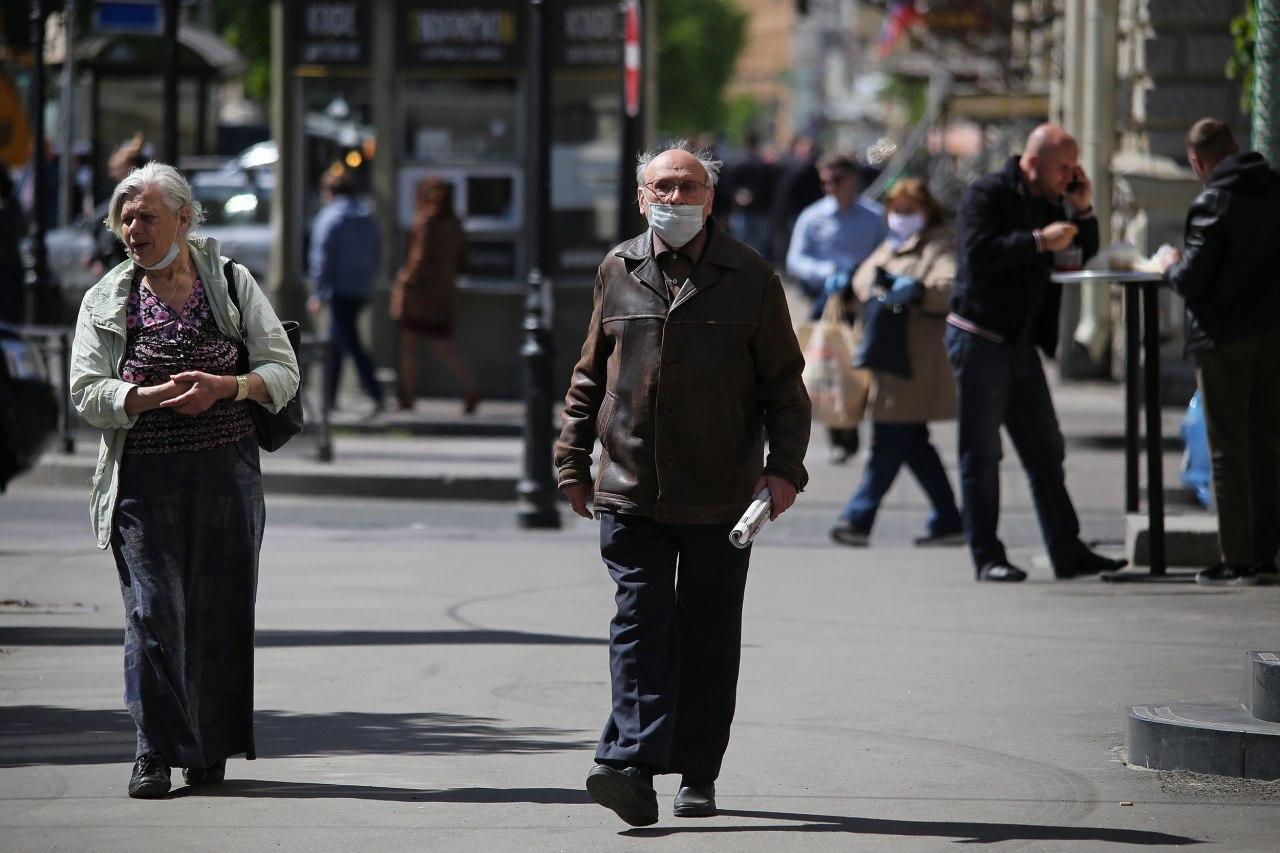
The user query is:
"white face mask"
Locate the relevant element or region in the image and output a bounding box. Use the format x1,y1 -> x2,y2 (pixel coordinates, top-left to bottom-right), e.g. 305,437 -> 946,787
887,212 -> 927,242
647,203 -> 706,248
133,238 -> 180,270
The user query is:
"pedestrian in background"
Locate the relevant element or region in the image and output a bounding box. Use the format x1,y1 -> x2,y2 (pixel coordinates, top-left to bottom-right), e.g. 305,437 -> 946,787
391,177 -> 480,414
787,152 -> 887,463
1159,118 -> 1280,587
771,134 -> 824,264
70,162 -> 299,797
308,167 -> 384,415
723,130 -> 775,259
830,179 -> 964,548
948,123 -> 1126,582
0,169 -> 28,325
556,141 -> 810,827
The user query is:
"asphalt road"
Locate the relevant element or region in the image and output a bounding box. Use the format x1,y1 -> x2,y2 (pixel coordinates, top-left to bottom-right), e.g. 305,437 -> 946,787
2,485 -> 1278,851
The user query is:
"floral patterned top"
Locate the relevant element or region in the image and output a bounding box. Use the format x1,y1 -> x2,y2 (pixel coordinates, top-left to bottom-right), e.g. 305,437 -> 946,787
121,275 -> 253,454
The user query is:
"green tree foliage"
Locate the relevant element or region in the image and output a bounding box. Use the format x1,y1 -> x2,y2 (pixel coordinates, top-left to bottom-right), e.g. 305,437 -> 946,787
657,0 -> 748,137
1228,0 -> 1257,114
212,0 -> 270,105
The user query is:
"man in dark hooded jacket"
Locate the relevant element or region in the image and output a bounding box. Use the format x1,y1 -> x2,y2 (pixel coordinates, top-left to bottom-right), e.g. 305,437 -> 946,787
1160,118 -> 1280,587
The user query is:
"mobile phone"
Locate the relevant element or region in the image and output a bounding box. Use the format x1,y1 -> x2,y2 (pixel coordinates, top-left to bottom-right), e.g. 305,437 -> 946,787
1066,167 -> 1084,193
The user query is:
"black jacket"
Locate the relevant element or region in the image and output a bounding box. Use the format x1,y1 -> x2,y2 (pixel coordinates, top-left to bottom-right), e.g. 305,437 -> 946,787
1164,151 -> 1280,353
952,156 -> 1099,355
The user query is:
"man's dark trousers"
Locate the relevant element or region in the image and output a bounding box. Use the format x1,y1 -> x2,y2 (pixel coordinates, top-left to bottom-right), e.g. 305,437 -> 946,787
325,296 -> 383,410
1193,329 -> 1280,568
596,511 -> 751,782
945,326 -> 1088,573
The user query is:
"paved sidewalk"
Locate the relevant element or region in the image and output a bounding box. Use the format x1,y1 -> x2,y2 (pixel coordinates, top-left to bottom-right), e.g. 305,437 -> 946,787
1,488 -> 1277,851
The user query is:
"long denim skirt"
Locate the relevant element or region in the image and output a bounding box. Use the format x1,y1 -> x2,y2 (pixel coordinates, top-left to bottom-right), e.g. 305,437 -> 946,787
110,434 -> 264,768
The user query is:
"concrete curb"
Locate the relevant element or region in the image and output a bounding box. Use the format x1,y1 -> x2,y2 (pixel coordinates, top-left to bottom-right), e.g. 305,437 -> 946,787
20,456 -> 519,503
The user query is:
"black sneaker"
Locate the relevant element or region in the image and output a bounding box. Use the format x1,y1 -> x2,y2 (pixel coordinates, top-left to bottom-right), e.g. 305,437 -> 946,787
128,755 -> 171,799
182,759 -> 226,787
913,529 -> 966,547
1196,563 -> 1259,587
585,764 -> 658,827
830,522 -> 870,547
977,562 -> 1027,582
1057,550 -> 1127,579
673,779 -> 716,817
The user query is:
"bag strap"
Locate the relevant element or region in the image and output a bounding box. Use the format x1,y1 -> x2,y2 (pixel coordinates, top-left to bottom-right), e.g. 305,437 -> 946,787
222,258 -> 248,337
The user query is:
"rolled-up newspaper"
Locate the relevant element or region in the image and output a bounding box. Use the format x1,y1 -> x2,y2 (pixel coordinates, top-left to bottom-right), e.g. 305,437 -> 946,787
729,488 -> 772,549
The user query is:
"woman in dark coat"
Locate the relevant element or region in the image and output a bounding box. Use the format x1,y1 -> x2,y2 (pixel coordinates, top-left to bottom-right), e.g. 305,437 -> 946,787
391,177 -> 480,413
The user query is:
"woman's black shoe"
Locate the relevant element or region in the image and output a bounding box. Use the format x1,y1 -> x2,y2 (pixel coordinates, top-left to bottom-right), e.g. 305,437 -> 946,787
128,755 -> 171,799
182,760 -> 226,786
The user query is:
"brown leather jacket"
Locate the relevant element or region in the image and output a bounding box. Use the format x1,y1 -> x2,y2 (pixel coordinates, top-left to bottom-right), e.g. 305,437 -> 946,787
555,218 -> 811,523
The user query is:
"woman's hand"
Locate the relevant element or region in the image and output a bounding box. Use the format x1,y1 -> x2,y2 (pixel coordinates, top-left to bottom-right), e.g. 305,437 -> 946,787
159,371 -> 235,415
124,379 -> 192,416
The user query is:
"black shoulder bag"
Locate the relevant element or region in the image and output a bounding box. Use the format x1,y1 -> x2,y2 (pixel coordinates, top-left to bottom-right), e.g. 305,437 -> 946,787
224,259 -> 304,451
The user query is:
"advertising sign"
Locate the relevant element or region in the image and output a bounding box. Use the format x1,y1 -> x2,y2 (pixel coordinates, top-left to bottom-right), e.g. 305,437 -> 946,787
294,0 -> 372,67
398,1 -> 525,68
555,2 -> 621,69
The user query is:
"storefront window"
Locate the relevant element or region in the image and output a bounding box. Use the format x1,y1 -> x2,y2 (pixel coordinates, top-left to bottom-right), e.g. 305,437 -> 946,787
551,77 -> 621,275
401,79 -> 520,163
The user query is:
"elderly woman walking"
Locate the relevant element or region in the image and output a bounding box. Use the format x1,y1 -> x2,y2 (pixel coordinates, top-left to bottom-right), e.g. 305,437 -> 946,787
70,163 -> 298,798
829,179 -> 964,548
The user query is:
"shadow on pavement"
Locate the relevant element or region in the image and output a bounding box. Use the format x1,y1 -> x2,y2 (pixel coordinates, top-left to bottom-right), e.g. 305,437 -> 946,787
0,626 -> 605,647
173,781 -> 592,804
0,706 -> 594,767
623,809 -> 1202,845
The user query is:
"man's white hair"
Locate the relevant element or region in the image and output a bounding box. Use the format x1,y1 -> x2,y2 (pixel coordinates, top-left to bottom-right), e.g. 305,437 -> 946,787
105,161 -> 205,239
635,139 -> 723,188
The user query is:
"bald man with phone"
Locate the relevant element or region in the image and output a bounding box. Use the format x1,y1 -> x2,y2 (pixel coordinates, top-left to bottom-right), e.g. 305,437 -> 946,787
946,124 -> 1128,582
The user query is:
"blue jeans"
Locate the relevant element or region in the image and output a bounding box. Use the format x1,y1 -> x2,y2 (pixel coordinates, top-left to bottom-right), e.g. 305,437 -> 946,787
945,326 -> 1088,573
840,422 -> 962,536
326,296 -> 383,409
595,512 -> 751,782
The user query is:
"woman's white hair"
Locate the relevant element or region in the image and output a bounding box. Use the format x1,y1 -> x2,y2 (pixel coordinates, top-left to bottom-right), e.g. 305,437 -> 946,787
105,161 -> 205,239
635,139 -> 723,188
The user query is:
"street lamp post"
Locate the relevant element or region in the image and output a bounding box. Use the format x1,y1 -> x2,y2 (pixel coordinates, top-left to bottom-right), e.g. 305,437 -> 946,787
26,0 -> 50,326
516,0 -> 562,529
163,0 -> 179,164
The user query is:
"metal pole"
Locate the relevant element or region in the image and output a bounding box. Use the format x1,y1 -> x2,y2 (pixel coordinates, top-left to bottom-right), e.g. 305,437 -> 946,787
163,0 -> 179,165
1142,284 -> 1166,574
58,0 -> 77,227
1254,0 -> 1280,167
517,0 -> 561,529
1124,284 -> 1140,513
617,0 -> 643,243
27,0 -> 49,326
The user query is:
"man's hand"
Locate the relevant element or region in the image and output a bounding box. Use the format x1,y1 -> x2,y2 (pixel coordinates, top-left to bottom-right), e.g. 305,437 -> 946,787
754,474 -> 797,518
1154,244 -> 1182,272
561,482 -> 594,519
160,371 -> 234,415
1065,165 -> 1093,210
307,295 -> 324,315
1041,221 -> 1078,252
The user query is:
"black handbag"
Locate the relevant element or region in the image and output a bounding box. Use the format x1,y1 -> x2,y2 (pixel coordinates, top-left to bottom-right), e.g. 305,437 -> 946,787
224,259 -> 304,451
854,267 -> 913,378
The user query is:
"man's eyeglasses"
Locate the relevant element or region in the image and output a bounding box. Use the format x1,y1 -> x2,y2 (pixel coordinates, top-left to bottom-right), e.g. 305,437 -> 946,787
643,179 -> 711,200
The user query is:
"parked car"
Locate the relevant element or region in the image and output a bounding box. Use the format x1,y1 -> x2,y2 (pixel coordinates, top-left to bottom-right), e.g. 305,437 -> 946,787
190,169 -> 272,283
0,322 -> 58,491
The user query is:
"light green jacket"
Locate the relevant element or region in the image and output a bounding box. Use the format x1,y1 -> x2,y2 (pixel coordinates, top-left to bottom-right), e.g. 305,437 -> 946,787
70,236 -> 300,549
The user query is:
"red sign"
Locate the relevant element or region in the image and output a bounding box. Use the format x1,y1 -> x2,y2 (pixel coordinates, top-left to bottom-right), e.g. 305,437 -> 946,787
623,0 -> 641,118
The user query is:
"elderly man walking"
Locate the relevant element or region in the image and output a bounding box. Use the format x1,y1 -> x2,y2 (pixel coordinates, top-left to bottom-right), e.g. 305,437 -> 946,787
947,123 -> 1127,582
555,141 -> 811,825
1159,118 -> 1280,587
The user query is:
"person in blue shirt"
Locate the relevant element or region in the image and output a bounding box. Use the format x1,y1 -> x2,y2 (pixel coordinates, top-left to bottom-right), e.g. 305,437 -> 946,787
787,153 -> 887,318
308,167 -> 384,414
787,154 -> 887,462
